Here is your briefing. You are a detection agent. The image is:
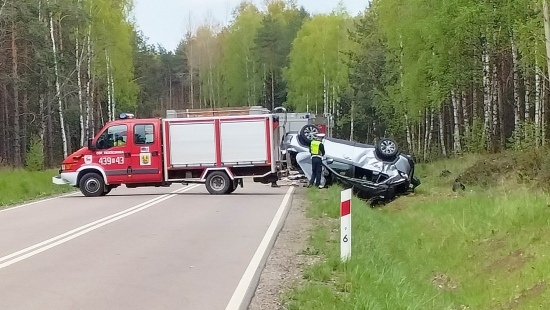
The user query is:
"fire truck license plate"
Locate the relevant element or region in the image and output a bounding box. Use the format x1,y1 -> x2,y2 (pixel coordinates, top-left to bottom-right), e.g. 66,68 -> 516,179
99,156 -> 124,165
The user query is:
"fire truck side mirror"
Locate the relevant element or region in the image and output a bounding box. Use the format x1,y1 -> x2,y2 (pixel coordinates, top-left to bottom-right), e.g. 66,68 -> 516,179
87,138 -> 96,151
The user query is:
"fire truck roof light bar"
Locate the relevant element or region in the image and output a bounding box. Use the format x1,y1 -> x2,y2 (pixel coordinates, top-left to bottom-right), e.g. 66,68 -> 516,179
119,113 -> 135,119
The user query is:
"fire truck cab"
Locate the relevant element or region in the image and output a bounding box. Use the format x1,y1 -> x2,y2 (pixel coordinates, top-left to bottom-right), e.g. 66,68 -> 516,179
52,111 -> 281,197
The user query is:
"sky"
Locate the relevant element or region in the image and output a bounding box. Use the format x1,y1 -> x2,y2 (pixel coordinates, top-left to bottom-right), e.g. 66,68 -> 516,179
131,0 -> 368,52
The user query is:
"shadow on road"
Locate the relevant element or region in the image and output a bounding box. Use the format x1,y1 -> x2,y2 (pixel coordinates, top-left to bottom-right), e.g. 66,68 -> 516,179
60,192 -> 287,198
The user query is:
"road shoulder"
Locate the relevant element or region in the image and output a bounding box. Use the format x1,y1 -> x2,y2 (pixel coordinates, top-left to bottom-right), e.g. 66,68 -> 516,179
248,187 -> 317,310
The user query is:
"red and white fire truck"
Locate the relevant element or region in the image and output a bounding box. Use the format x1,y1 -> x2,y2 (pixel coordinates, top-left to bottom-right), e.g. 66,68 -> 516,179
52,109 -> 282,197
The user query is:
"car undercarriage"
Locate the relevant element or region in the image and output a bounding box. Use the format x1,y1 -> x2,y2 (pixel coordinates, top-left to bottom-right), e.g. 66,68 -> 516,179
280,125 -> 421,204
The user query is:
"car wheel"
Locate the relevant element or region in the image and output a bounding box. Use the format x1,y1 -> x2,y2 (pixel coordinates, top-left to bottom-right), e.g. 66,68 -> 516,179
299,125 -> 319,144
375,138 -> 399,160
79,172 -> 105,197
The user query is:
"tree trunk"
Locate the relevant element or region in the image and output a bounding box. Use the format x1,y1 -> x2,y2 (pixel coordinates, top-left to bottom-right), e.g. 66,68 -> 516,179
350,100 -> 355,141
451,91 -> 461,154
428,108 -> 434,160
48,6 -> 68,158
536,65 -> 541,146
543,83 -> 547,146
105,51 -> 113,122
39,94 -> 46,144
271,71 -> 275,110
491,62 -> 498,140
438,107 -> 447,157
2,85 -> 9,164
512,40 -> 520,138
525,75 -> 531,123
462,90 -> 470,137
86,25 -> 93,139
11,22 -> 22,166
482,47 -> 492,150
76,28 -> 85,147
404,113 -> 413,154
47,90 -> 54,166
497,62 -> 505,149
245,54 -> 251,106
423,108 -> 429,161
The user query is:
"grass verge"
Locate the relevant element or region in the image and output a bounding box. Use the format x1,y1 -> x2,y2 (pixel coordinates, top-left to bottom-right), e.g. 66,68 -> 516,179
0,168 -> 74,209
283,152 -> 550,310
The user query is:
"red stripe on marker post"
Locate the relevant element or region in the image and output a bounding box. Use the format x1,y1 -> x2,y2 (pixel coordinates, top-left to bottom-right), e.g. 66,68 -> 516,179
341,200 -> 351,217
340,188 -> 352,261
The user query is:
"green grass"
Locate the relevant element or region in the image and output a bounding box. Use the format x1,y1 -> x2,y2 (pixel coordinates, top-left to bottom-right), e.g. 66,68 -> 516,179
0,168 -> 74,209
284,153 -> 550,310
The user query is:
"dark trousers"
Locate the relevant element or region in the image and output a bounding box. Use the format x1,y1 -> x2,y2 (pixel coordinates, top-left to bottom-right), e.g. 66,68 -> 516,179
310,156 -> 322,186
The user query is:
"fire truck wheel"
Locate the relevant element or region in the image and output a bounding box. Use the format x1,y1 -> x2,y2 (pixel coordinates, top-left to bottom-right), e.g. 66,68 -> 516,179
100,186 -> 112,196
79,172 -> 105,197
226,181 -> 238,194
205,171 -> 231,195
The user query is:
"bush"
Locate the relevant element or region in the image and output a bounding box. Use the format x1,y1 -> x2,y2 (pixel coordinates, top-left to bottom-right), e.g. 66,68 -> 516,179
25,135 -> 44,172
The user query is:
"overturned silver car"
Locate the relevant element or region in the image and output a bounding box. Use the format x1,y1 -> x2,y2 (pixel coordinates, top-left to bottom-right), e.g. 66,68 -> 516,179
281,125 -> 421,203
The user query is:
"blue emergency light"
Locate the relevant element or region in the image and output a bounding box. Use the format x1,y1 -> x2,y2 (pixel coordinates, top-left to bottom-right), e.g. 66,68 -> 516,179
119,113 -> 135,119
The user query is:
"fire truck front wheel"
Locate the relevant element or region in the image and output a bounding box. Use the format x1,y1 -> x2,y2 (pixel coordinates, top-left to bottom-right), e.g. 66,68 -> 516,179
79,172 -> 105,197
205,171 -> 231,195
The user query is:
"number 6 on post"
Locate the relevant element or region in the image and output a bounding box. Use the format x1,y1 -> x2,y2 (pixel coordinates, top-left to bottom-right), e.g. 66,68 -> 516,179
341,188 -> 351,262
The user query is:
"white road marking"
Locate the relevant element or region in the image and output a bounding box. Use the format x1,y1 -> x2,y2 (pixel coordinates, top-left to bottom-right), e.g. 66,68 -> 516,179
0,192 -> 80,214
0,185 -> 200,270
225,186 -> 295,310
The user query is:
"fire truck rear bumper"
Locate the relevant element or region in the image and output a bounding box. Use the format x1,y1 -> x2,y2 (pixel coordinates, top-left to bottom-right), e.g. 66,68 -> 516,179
52,172 -> 78,187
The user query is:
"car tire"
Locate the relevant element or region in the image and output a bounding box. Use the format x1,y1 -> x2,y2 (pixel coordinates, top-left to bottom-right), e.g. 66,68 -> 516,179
299,124 -> 319,145
79,172 -> 105,197
205,171 -> 231,195
375,138 -> 399,161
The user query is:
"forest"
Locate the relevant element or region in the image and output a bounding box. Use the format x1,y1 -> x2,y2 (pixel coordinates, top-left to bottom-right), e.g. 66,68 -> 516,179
0,0 -> 549,168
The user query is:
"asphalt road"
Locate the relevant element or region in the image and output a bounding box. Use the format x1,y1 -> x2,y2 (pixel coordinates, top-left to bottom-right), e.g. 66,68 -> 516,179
0,182 -> 293,310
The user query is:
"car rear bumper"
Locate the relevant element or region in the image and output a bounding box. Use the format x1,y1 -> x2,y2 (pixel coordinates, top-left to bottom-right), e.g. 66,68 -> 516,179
52,172 -> 78,186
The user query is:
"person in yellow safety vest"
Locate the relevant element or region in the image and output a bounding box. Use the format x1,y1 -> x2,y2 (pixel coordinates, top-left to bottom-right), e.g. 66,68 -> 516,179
114,132 -> 126,146
308,133 -> 326,189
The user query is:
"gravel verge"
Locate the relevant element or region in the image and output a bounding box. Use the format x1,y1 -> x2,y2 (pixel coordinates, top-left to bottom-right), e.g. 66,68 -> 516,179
247,186 -> 315,310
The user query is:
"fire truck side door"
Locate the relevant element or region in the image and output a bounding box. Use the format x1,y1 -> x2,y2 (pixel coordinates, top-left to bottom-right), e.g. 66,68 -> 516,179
128,122 -> 163,183
94,124 -> 132,184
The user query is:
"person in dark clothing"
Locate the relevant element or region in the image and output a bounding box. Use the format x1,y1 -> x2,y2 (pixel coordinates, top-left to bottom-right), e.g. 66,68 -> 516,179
308,133 -> 326,188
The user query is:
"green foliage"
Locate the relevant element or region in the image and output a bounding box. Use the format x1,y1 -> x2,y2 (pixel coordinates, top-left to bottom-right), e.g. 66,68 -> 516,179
89,0 -> 138,113
507,121 -> 544,152
284,12 -> 353,113
0,169 -> 74,208
25,136 -> 45,172
285,154 -> 550,309
220,2 -> 263,106
462,117 -> 487,154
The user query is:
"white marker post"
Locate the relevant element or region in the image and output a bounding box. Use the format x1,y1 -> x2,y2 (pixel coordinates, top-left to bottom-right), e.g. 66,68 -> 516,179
340,188 -> 351,262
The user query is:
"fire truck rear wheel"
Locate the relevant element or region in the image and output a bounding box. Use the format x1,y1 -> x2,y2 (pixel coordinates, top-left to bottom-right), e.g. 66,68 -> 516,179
226,180 -> 238,194
79,172 -> 105,197
205,171 -> 231,195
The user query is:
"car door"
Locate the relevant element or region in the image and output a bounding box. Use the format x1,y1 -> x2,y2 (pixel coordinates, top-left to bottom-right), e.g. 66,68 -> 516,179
128,122 -> 163,183
94,124 -> 132,184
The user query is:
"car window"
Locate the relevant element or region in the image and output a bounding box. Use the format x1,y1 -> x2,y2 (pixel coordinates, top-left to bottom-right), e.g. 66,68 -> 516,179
96,125 -> 127,150
327,160 -> 354,177
134,124 -> 154,145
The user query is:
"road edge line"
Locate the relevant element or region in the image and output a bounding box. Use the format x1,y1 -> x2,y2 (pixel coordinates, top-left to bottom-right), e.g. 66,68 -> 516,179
225,186 -> 296,310
0,191 -> 79,214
